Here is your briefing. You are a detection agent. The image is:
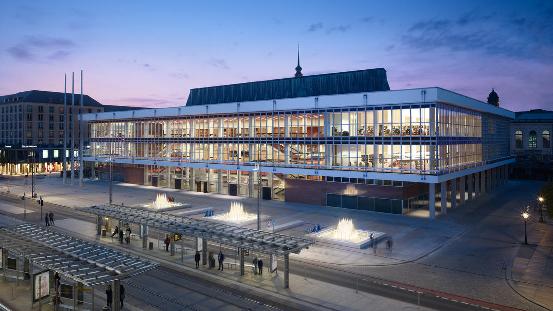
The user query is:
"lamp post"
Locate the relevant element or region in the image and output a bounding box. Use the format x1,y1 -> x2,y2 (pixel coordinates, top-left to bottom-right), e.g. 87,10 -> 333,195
521,210 -> 530,245
538,196 -> 545,223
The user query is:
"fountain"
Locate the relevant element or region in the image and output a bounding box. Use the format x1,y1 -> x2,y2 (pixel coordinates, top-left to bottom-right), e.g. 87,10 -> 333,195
210,201 -> 257,224
142,193 -> 184,211
312,218 -> 385,249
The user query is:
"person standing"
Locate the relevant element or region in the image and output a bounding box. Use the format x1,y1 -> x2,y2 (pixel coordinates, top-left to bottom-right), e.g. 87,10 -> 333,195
49,212 -> 55,225
45,214 -> 50,226
125,226 -> 131,244
218,251 -> 225,271
257,258 -> 263,275
164,235 -> 170,252
253,257 -> 258,275
111,226 -> 119,238
54,272 -> 61,294
120,284 -> 125,309
118,229 -> 124,243
194,251 -> 201,268
105,285 -> 112,308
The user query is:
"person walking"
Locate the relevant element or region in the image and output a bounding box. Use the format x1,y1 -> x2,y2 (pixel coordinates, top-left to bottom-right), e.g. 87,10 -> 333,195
253,257 -> 258,275
118,229 -> 124,243
257,258 -> 264,275
120,284 -> 125,309
164,235 -> 171,252
218,251 -> 225,271
194,251 -> 201,268
49,212 -> 55,225
111,226 -> 119,238
45,213 -> 50,226
105,285 -> 112,308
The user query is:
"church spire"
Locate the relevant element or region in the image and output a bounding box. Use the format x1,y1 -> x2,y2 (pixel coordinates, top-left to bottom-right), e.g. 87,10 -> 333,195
295,45 -> 303,78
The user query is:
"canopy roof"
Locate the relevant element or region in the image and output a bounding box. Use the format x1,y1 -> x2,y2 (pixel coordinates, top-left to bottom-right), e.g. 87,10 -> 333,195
82,205 -> 314,255
0,223 -> 158,286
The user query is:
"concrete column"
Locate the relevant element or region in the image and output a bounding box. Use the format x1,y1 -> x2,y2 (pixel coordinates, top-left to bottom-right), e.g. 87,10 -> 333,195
96,215 -> 102,236
440,181 -> 447,215
112,279 -> 121,311
284,254 -> 290,289
475,172 -> 480,197
467,174 -> 474,201
428,183 -> 436,219
240,249 -> 245,276
141,225 -> 148,249
451,178 -> 457,209
73,281 -> 78,311
459,176 -> 466,205
202,239 -> 207,265
480,170 -> 486,194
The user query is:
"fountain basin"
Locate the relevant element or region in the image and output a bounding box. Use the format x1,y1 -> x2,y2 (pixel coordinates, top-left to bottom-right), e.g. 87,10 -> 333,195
311,218 -> 386,249
140,193 -> 188,211
207,202 -> 259,225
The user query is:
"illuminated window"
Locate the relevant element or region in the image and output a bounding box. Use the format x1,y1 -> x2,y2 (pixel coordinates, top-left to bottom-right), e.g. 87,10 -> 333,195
528,130 -> 537,148
42,150 -> 48,159
515,130 -> 523,149
543,130 -> 550,148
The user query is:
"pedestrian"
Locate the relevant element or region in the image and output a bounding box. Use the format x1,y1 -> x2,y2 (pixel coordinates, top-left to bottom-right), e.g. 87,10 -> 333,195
257,258 -> 263,275
369,233 -> 374,248
45,213 -> 50,226
164,235 -> 171,252
54,272 -> 61,294
118,229 -> 124,243
49,212 -> 55,225
106,285 -> 112,308
218,251 -> 225,271
111,226 -> 119,238
253,257 -> 258,275
125,226 -> 131,244
386,239 -> 391,250
194,251 -> 201,268
120,284 -> 125,309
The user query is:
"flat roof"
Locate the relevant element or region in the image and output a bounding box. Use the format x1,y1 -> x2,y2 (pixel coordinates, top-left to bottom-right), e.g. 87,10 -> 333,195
0,223 -> 158,286
83,87 -> 514,122
81,205 -> 314,256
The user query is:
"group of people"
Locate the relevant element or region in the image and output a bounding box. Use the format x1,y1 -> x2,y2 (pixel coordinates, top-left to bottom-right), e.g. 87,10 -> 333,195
44,212 -> 55,226
106,284 -> 126,309
111,225 -> 132,244
252,256 -> 264,275
193,250 -> 226,270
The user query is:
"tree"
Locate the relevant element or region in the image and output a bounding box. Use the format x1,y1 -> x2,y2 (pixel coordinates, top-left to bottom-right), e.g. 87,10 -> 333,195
540,182 -> 553,218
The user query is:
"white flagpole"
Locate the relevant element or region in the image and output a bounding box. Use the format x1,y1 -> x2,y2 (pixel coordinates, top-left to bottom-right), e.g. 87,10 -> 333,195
70,72 -> 75,184
79,70 -> 84,187
63,74 -> 67,184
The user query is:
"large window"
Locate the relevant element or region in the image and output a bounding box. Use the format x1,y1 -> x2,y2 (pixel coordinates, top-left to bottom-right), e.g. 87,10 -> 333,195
528,130 -> 537,148
543,130 -> 550,148
515,130 -> 523,149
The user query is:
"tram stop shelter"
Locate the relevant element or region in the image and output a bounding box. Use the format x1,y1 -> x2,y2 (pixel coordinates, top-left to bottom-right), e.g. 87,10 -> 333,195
0,223 -> 158,311
82,204 -> 314,288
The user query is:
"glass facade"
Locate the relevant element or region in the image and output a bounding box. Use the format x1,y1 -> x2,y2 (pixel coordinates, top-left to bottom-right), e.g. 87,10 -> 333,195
88,103 -> 494,176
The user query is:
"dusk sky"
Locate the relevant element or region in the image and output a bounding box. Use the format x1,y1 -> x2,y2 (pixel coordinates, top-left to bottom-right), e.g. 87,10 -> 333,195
0,0 -> 552,111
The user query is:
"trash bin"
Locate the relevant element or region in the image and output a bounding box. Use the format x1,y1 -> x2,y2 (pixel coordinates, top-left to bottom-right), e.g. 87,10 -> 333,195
149,242 -> 153,250
101,229 -> 107,237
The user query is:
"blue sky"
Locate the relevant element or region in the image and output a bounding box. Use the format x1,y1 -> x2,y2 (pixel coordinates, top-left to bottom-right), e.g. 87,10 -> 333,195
0,0 -> 552,111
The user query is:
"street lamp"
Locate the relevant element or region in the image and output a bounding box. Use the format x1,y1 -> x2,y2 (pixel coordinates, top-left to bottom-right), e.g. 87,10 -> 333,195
538,196 -> 545,223
521,209 -> 530,245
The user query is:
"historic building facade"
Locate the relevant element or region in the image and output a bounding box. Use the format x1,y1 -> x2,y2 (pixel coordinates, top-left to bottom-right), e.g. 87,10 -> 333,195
83,69 -> 514,218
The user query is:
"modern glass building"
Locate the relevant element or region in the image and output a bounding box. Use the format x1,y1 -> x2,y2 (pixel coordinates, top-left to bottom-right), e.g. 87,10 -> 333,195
82,69 -> 514,218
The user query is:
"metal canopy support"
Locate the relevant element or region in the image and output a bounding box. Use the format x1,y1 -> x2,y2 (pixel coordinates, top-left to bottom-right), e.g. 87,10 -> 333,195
440,182 -> 447,215
96,215 -> 102,236
240,249 -> 245,276
112,279 -> 121,311
202,239 -> 207,265
141,224 -> 148,249
284,254 -> 289,289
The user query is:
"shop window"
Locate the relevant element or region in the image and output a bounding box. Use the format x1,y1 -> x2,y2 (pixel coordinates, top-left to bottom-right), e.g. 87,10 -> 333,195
515,130 -> 523,149
529,130 -> 537,148
543,130 -> 550,148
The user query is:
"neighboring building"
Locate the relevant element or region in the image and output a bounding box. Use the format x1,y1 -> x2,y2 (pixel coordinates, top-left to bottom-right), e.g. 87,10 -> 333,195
510,109 -> 553,180
83,68 -> 514,219
0,90 -> 131,176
